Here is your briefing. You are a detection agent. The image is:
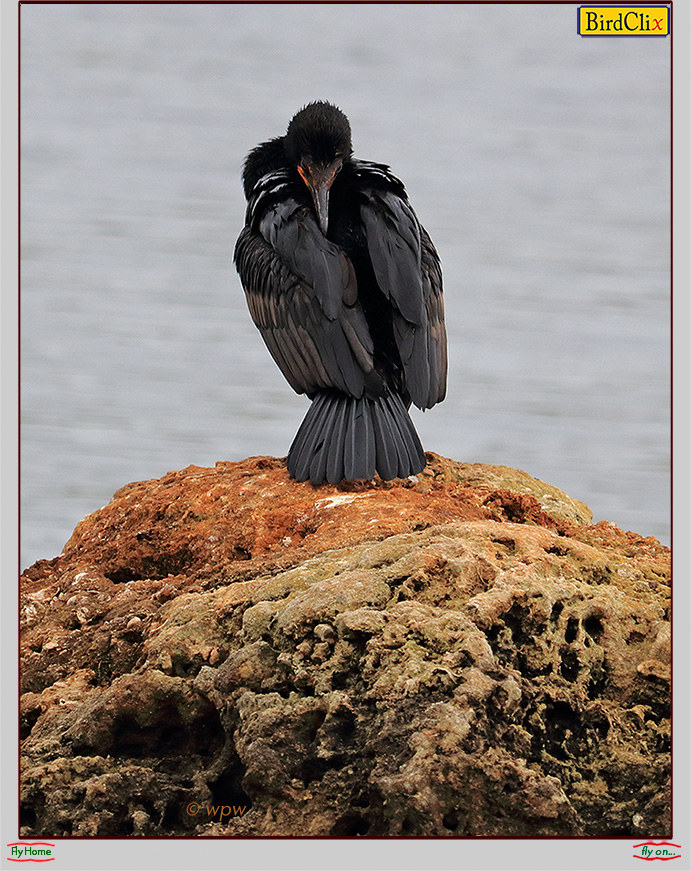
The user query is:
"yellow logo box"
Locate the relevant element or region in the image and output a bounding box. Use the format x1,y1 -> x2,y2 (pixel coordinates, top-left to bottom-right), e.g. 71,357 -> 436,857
578,6 -> 670,36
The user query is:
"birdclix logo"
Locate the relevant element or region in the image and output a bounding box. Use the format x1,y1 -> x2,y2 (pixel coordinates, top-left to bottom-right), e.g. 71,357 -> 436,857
578,6 -> 670,36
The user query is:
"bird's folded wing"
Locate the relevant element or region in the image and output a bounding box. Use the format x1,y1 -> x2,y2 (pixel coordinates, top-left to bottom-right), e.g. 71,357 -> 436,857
360,188 -> 447,410
234,220 -> 376,399
258,197 -> 352,319
420,227 -> 448,406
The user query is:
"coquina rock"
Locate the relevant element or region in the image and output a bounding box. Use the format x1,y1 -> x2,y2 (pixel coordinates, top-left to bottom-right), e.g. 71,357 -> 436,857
20,454 -> 670,837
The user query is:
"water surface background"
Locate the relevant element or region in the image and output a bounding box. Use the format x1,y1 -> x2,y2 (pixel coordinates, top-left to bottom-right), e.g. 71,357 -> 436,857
20,3 -> 670,569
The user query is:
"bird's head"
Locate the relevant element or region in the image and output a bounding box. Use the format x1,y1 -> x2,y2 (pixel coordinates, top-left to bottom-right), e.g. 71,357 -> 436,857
284,101 -> 353,234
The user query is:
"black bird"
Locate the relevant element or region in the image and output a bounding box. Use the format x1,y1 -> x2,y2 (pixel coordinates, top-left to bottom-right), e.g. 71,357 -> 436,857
234,101 -> 447,485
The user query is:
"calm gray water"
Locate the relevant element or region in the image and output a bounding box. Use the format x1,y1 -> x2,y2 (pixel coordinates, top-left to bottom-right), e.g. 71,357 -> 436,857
20,4 -> 670,570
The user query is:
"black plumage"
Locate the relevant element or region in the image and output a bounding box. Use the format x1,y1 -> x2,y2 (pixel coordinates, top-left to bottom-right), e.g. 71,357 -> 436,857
234,101 -> 447,484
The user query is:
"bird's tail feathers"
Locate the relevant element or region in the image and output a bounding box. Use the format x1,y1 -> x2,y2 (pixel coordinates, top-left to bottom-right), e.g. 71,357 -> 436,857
287,390 -> 426,485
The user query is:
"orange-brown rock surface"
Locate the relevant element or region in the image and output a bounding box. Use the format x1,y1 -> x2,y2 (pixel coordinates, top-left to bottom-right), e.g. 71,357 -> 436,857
20,454 -> 670,837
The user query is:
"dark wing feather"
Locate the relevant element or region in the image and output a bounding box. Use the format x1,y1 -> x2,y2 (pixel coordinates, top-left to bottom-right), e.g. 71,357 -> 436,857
234,203 -> 377,399
420,226 -> 448,406
359,179 -> 447,410
360,190 -> 424,323
259,197 -> 347,320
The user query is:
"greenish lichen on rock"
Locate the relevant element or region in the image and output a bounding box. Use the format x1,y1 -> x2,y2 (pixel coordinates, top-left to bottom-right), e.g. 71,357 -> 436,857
20,454 -> 670,837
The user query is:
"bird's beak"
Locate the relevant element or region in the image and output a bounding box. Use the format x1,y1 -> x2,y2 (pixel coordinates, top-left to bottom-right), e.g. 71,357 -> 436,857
310,177 -> 331,235
298,164 -> 339,235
